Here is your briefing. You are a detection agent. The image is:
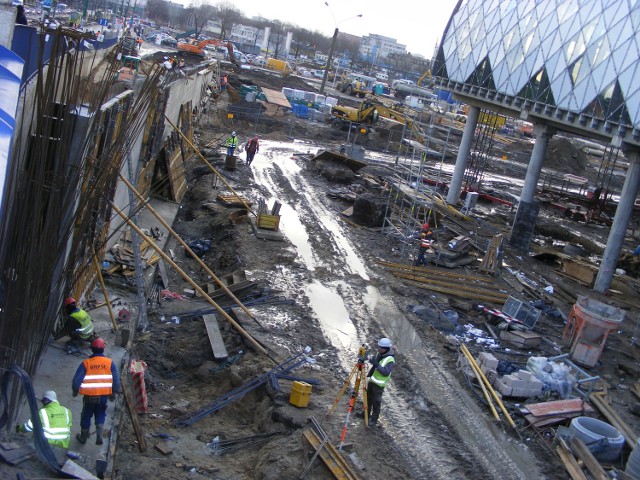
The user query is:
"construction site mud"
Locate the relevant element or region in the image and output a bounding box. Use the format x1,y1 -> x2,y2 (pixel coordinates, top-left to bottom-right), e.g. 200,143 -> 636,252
103,64 -> 639,480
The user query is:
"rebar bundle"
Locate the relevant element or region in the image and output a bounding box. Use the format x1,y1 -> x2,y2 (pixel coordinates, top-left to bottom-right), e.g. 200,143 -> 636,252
0,29 -> 164,422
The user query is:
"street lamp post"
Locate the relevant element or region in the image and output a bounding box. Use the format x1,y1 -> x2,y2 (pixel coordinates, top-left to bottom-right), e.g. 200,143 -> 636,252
319,3 -> 362,95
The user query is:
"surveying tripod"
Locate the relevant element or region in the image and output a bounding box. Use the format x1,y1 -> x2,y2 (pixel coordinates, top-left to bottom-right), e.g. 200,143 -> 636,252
327,345 -> 369,439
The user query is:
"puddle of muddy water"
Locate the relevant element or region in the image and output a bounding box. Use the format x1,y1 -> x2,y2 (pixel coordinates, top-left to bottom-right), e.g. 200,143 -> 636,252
305,281 -> 357,350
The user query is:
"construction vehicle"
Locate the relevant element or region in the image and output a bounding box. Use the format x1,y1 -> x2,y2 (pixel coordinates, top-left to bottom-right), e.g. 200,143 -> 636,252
116,55 -> 142,84
330,98 -> 426,144
417,69 -> 433,87
336,73 -> 376,98
177,38 -> 235,63
265,58 -> 293,76
392,77 -> 434,99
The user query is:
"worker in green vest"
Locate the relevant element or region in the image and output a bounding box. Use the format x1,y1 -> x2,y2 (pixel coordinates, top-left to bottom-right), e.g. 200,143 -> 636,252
54,297 -> 95,345
225,131 -> 238,156
366,337 -> 396,426
16,390 -> 72,449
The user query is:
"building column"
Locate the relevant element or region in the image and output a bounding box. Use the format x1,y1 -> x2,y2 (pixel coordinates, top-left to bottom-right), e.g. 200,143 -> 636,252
0,2 -> 17,49
509,122 -> 555,251
447,105 -> 480,205
594,149 -> 640,293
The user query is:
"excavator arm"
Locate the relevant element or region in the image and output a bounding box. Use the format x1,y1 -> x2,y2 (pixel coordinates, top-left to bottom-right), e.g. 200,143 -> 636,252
417,69 -> 432,87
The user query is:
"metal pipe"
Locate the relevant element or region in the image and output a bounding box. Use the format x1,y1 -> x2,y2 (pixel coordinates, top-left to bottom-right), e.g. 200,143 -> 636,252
110,202 -> 267,356
117,173 -> 255,319
460,346 -> 500,421
461,344 -> 518,432
92,251 -> 119,333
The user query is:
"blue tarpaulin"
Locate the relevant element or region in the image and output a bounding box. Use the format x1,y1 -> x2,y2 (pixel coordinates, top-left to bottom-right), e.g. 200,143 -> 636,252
0,45 -> 25,219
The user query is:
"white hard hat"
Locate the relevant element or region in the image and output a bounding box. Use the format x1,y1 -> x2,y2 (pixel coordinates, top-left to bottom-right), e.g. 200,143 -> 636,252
231,131 -> 236,136
378,337 -> 392,348
42,390 -> 57,402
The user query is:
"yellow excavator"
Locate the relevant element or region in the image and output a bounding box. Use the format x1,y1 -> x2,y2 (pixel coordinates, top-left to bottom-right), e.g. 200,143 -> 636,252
417,69 -> 432,87
330,99 -> 425,144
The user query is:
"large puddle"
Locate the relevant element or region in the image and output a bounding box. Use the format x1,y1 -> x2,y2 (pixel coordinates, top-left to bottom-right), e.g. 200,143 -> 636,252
250,140 -> 543,479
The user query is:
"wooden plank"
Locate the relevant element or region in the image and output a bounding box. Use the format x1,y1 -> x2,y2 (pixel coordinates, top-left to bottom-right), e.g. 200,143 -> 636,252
157,260 -> 170,289
568,437 -> 609,480
203,314 -> 228,360
590,392 -> 638,448
556,442 -> 589,480
303,428 -> 361,480
524,399 -> 593,417
61,459 -> 100,479
123,381 -> 148,452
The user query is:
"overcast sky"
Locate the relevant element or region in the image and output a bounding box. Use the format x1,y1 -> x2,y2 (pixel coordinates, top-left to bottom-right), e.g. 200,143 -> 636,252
181,0 -> 460,59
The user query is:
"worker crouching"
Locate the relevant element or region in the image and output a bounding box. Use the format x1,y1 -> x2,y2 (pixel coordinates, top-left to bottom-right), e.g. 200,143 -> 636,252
72,338 -> 120,445
16,390 -> 72,448
366,337 -> 396,426
55,297 -> 96,346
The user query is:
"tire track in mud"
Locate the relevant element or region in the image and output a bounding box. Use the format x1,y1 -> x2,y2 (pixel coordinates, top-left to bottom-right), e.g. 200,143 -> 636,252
252,143 -> 544,480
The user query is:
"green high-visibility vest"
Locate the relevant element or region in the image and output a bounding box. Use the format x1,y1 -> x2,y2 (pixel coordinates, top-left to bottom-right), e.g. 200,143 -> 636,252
370,355 -> 395,387
70,309 -> 94,339
21,402 -> 72,448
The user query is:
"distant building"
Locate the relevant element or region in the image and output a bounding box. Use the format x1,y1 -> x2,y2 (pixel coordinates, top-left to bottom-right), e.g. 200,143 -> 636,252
359,34 -> 406,65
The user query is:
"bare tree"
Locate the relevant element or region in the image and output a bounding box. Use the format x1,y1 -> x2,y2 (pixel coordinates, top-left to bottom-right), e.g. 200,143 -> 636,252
216,1 -> 242,39
267,20 -> 286,58
185,1 -> 217,40
145,0 -> 169,26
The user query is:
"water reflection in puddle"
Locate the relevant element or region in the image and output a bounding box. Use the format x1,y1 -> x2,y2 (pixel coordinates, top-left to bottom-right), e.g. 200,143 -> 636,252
305,281 -> 357,350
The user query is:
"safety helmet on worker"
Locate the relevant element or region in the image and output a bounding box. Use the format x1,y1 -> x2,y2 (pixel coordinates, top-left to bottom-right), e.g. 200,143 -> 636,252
421,223 -> 430,230
91,337 -> 105,350
231,131 -> 236,136
64,297 -> 76,307
378,337 -> 392,348
42,390 -> 57,403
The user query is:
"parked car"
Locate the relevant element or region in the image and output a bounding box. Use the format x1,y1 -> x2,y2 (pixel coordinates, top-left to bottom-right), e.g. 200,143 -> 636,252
146,33 -> 177,47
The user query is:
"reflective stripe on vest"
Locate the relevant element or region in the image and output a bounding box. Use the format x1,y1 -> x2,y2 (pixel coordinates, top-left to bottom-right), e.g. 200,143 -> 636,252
70,309 -> 94,338
79,357 -> 114,396
420,237 -> 431,248
369,355 -> 395,387
226,136 -> 238,147
23,403 -> 71,446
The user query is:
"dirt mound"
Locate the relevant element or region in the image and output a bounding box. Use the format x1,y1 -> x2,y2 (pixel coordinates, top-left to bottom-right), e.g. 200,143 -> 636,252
508,137 -> 587,173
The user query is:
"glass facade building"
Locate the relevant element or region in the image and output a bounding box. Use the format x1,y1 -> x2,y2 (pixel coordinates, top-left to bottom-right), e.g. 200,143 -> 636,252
434,0 -> 640,146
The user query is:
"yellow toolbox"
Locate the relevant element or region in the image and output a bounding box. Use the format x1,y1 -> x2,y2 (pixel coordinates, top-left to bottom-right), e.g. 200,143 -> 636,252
289,381 -> 312,408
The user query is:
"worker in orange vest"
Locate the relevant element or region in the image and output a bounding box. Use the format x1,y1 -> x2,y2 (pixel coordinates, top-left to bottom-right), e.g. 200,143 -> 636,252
414,223 -> 433,266
71,338 -> 120,446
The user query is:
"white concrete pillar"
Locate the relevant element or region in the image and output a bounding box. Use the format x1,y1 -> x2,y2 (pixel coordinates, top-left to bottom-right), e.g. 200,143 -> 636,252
594,149 -> 640,292
446,105 -> 479,205
520,122 -> 555,203
509,122 -> 555,251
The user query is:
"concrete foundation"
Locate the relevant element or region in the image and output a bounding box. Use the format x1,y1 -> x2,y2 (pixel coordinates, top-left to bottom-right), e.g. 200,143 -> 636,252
509,201 -> 540,251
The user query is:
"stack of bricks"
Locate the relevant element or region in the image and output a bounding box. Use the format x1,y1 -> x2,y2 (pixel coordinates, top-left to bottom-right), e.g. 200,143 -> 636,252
477,352 -> 499,381
495,369 -> 544,398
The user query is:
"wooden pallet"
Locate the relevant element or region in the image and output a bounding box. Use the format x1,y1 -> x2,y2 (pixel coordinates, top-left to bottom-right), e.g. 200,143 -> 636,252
217,194 -> 252,207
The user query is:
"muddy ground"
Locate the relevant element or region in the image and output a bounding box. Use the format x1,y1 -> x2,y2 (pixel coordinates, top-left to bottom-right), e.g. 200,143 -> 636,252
110,63 -> 640,480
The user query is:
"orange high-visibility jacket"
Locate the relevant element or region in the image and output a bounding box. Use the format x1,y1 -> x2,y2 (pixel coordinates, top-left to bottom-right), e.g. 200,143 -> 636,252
79,356 -> 114,396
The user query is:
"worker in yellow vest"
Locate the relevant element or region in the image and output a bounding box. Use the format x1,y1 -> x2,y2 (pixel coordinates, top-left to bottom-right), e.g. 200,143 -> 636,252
72,338 -> 120,445
55,297 -> 95,344
225,131 -> 239,156
366,337 -> 396,426
16,390 -> 72,448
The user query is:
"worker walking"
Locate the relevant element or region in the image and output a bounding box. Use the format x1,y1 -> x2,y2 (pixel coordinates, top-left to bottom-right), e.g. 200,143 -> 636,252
225,131 -> 239,156
55,297 -> 96,345
414,223 -> 433,266
366,337 -> 396,426
16,390 -> 72,448
245,135 -> 259,165
72,338 -> 120,446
